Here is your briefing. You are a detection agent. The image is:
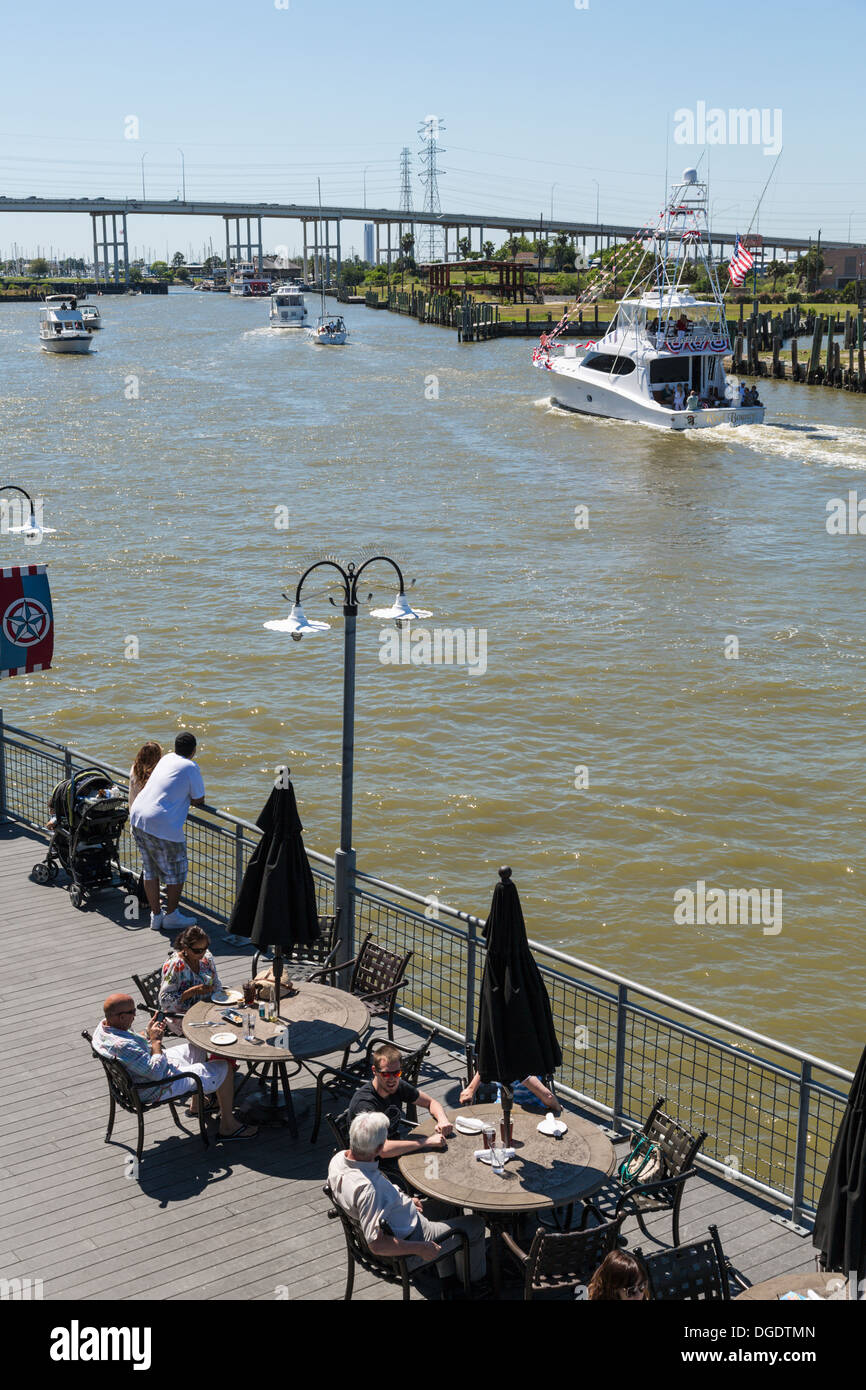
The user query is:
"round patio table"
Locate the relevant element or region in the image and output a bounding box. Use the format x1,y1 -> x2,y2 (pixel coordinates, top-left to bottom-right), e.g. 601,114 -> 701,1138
398,1102 -> 616,1295
735,1270 -> 849,1301
183,982 -> 369,1138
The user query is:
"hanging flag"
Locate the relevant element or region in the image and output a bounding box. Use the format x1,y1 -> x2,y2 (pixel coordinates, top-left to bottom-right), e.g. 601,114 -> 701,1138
728,236 -> 755,287
0,565 -> 54,678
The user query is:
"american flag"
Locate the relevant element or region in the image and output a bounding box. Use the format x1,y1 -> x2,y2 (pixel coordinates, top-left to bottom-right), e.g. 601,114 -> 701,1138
728,236 -> 755,286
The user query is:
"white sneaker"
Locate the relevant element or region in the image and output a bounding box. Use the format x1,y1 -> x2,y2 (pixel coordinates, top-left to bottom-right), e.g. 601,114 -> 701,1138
150,912 -> 165,932
163,908 -> 196,927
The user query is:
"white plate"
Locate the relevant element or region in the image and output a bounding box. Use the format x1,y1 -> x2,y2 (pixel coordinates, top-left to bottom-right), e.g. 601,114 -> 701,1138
211,989 -> 242,1005
209,1031 -> 238,1046
455,1115 -> 488,1135
537,1114 -> 568,1137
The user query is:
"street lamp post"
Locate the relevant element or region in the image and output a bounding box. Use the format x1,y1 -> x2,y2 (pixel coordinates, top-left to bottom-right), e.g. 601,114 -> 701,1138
0,484 -> 55,541
264,555 -> 430,963
178,149 -> 186,202
140,153 -> 148,201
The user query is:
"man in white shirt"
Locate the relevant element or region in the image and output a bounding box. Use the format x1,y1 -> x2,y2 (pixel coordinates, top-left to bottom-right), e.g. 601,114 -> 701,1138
328,1112 -> 487,1290
130,730 -> 205,932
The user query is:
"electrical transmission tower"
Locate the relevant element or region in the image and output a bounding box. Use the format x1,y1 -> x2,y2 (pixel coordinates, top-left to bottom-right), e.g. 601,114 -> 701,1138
418,115 -> 446,262
399,146 -> 413,214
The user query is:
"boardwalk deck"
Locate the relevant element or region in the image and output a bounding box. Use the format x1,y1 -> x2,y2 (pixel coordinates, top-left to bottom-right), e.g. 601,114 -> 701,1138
0,822 -> 823,1301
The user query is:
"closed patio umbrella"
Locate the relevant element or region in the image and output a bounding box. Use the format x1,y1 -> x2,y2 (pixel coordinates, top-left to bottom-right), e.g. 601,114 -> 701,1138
227,778 -> 320,1015
813,1043 -> 866,1281
476,866 -> 563,1142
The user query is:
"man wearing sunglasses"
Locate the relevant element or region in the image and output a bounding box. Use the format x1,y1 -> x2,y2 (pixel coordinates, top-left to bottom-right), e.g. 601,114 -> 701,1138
347,1042 -> 453,1164
93,992 -> 257,1141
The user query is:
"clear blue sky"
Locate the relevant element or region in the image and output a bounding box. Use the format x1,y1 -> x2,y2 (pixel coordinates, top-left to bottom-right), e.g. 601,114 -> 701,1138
1,0 -> 863,260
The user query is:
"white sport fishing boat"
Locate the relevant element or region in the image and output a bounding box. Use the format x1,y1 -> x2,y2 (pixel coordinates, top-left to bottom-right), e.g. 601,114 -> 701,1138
533,168 -> 764,430
230,262 -> 270,297
269,285 -> 307,328
79,302 -> 103,330
38,295 -> 94,354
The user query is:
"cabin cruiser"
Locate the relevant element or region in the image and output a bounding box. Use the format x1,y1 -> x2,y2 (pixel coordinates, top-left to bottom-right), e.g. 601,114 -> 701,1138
38,295 -> 93,354
230,262 -> 270,297
533,169 -> 764,430
307,313 -> 348,345
79,303 -> 103,330
269,286 -> 307,327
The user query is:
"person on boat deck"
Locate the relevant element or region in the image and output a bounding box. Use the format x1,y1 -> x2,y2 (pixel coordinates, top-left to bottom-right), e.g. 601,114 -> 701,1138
673,383 -> 686,410
647,317 -> 659,334
686,389 -> 700,411
675,314 -> 689,333
738,381 -> 747,405
460,1071 -> 562,1115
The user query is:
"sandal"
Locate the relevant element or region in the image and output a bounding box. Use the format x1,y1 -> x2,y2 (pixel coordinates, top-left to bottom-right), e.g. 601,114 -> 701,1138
219,1123 -> 258,1142
186,1096 -> 218,1116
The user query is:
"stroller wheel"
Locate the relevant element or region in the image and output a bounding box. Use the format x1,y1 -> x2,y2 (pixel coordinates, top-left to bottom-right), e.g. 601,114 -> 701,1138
32,862 -> 51,884
47,861 -> 59,880
69,885 -> 85,910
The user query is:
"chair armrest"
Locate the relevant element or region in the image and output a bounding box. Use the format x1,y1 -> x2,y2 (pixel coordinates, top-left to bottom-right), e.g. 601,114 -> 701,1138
614,1167 -> 695,1212
308,947 -> 356,985
358,979 -> 410,1005
500,1231 -> 529,1265
133,1070 -> 204,1096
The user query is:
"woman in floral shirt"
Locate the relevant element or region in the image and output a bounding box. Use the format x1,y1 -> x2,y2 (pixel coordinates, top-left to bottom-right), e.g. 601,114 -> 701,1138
157,925 -> 223,1030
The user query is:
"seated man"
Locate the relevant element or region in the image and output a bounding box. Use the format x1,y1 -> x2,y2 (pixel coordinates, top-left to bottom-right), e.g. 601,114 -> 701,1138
329,1112 -> 487,1289
93,993 -> 256,1141
685,389 -> 700,412
347,1042 -> 453,1163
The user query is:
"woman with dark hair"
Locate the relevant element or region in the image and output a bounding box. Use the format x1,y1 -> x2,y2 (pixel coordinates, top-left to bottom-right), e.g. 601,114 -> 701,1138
129,741 -> 163,808
157,925 -> 223,1026
587,1250 -> 650,1300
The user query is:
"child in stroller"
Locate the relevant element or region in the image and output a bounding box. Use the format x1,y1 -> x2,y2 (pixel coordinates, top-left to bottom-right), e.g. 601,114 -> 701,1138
32,767 -> 137,910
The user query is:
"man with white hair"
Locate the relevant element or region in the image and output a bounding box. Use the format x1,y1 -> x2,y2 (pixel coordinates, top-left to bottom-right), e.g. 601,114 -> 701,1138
328,1111 -> 487,1291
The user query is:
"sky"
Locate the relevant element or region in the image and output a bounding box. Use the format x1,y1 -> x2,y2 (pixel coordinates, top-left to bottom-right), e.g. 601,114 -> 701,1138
1,0 -> 864,261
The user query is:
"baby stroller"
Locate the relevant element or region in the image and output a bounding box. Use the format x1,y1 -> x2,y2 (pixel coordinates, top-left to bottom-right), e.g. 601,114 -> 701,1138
32,767 -> 136,910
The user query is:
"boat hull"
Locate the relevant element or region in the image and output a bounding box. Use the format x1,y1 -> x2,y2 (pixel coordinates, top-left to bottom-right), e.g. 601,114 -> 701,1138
542,364 -> 763,429
40,336 -> 93,354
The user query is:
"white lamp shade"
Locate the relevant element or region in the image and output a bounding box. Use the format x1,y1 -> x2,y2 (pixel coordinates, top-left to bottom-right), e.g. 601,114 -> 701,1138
263,601 -> 331,637
370,591 -> 432,622
7,516 -> 56,536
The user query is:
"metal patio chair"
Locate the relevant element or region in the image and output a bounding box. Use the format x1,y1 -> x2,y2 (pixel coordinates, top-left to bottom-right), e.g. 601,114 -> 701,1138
317,933 -> 413,1062
501,1213 -> 625,1300
603,1095 -> 707,1247
638,1223 -> 731,1300
324,1182 -> 470,1301
251,912 -> 342,984
82,1028 -> 209,1163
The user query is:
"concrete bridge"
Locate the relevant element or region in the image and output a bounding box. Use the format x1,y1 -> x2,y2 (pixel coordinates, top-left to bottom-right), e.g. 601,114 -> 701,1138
0,195 -> 834,285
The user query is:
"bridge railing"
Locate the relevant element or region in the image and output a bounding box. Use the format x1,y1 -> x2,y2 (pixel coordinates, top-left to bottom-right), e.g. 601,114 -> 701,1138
0,710 -> 851,1227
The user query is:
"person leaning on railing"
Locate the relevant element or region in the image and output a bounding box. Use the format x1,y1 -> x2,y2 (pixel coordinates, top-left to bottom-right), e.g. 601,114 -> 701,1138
129,730 -> 205,933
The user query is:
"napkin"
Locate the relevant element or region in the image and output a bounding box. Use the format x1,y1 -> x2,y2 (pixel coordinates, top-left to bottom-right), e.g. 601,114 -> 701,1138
474,1146 -> 516,1175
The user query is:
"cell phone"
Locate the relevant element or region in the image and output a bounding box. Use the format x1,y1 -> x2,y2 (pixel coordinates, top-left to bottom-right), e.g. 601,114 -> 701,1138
155,1010 -> 166,1023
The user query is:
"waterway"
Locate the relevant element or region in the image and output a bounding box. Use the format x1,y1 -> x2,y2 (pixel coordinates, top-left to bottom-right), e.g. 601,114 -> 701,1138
1,290 -> 864,1066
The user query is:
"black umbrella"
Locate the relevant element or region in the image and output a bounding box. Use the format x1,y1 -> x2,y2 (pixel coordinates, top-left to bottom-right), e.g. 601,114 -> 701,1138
813,1043 -> 866,1281
227,779 -> 320,1016
476,866 -> 563,1143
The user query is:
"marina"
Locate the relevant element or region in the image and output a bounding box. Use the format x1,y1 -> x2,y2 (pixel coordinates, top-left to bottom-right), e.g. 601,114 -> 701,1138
1,0 -> 864,1337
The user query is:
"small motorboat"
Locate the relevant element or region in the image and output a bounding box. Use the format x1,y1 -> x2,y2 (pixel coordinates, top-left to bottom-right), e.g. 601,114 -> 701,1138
38,295 -> 94,354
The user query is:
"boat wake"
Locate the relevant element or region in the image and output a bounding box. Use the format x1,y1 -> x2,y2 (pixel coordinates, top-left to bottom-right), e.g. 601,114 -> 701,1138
687,419 -> 866,471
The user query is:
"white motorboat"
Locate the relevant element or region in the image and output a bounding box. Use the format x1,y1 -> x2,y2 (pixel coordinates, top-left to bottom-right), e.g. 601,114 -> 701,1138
533,169 -> 764,430
230,262 -> 270,297
308,313 -> 348,345
38,295 -> 94,354
269,287 -> 307,328
79,303 -> 103,330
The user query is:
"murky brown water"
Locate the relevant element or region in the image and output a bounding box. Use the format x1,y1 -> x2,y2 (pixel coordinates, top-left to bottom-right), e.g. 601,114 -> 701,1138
2,289 -> 864,1066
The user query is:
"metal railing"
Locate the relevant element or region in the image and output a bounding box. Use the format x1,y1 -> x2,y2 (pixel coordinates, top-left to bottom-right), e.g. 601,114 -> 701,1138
0,711 -> 851,1228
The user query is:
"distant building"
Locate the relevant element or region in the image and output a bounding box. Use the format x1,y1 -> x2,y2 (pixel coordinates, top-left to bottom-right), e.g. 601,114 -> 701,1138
364,223 -> 374,264
819,245 -> 866,290
262,254 -> 303,282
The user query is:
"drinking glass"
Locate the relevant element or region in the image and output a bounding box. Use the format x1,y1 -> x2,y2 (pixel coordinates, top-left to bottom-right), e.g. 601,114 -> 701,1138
242,980 -> 256,1007
244,1010 -> 256,1042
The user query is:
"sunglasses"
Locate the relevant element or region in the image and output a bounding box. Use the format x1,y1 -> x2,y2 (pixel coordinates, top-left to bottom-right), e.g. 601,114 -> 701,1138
187,946 -> 207,955
624,1282 -> 646,1297
378,1067 -> 402,1078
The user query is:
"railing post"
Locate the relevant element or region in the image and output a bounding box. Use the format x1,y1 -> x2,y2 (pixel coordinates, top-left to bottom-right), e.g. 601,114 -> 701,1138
334,846 -> 356,988
0,707 -> 7,823
64,743 -> 73,781
464,915 -> 477,1054
606,982 -> 629,1137
772,1060 -> 813,1236
234,820 -> 245,894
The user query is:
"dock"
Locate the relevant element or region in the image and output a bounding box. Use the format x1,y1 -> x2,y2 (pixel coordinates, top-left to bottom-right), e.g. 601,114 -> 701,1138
0,819 -> 832,1301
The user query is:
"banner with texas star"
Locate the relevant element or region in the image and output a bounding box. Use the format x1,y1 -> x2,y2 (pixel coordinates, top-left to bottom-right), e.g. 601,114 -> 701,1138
0,565 -> 54,678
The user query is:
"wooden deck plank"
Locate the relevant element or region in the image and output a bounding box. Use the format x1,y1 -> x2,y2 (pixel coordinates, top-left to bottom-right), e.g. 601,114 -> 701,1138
0,822 -> 828,1301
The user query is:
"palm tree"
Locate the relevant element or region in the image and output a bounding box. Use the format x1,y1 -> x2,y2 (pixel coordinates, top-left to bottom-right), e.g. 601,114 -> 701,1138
482,240 -> 495,260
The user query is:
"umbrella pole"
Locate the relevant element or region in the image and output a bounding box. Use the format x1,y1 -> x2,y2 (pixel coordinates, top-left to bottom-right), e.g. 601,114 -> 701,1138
271,949 -> 284,1109
500,1081 -> 514,1148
